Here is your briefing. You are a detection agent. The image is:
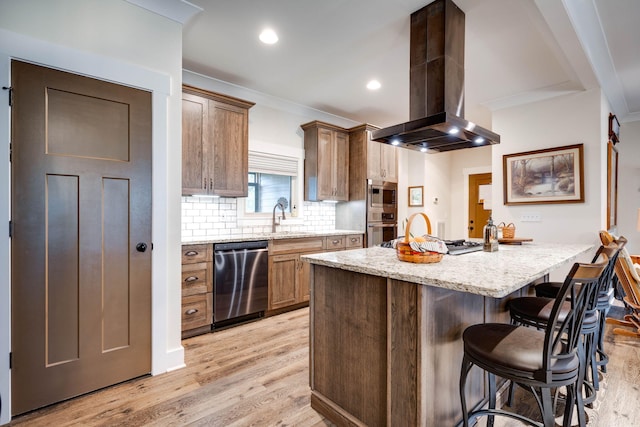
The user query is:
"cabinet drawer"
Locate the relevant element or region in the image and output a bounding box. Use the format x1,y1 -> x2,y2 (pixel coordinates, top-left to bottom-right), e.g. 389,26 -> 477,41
181,262 -> 212,296
345,234 -> 363,249
324,235 -> 346,251
269,237 -> 325,255
182,244 -> 212,264
182,293 -> 212,332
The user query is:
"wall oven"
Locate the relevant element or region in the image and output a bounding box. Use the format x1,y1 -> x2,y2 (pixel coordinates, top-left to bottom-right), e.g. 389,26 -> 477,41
366,180 -> 398,247
368,180 -> 397,210
367,223 -> 398,247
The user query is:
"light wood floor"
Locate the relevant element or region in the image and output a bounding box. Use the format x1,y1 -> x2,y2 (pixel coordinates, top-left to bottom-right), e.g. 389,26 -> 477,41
8,305 -> 640,426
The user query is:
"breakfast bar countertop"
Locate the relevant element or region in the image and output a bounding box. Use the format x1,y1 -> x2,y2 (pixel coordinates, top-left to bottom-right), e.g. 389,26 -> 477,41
301,242 -> 594,298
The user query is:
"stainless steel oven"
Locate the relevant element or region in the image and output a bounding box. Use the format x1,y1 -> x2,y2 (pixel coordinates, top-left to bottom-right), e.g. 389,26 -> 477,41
367,223 -> 398,247
368,180 -> 397,210
366,180 -> 398,247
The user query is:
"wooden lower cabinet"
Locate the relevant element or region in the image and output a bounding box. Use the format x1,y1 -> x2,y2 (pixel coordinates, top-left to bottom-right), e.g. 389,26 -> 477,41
268,234 -> 363,313
181,244 -> 213,338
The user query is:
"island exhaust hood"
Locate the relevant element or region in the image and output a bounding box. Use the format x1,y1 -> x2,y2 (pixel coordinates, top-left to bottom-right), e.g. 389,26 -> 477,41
371,0 -> 500,153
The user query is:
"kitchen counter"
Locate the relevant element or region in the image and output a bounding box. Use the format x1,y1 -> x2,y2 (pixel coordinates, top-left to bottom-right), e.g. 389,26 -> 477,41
182,229 -> 363,245
301,242 -> 593,298
303,242 -> 594,426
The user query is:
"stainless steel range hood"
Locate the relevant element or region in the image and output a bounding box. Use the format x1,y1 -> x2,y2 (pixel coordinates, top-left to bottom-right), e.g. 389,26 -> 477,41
372,0 -> 500,153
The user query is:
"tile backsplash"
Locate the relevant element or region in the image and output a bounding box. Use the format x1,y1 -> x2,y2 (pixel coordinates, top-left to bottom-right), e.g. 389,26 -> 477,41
181,196 -> 336,242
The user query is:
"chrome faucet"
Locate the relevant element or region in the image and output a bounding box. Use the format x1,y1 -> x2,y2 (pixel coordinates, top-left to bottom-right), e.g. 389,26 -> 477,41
272,202 -> 286,232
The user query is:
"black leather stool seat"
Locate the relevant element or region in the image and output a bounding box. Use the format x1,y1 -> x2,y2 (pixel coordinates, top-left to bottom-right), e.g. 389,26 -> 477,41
535,281 -> 563,298
464,323 -> 579,383
510,297 -> 598,331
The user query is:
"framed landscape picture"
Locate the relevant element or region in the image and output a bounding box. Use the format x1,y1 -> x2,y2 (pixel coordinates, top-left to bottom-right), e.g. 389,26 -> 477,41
408,186 -> 423,207
503,144 -> 584,205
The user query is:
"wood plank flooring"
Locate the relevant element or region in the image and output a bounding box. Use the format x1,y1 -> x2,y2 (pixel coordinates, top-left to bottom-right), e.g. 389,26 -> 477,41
8,305 -> 640,426
9,309 -> 330,426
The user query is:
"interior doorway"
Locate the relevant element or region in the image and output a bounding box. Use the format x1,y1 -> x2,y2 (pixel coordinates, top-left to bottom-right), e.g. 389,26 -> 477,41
468,173 -> 492,239
11,61 -> 152,414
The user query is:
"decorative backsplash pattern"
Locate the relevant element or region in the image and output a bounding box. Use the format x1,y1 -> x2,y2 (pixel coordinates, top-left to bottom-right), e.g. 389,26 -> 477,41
181,196 -> 336,242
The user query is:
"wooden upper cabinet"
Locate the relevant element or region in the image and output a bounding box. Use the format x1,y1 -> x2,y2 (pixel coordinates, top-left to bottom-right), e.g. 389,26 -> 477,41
302,121 -> 349,201
182,85 -> 254,197
348,124 -> 398,200
182,93 -> 209,195
368,137 -> 397,182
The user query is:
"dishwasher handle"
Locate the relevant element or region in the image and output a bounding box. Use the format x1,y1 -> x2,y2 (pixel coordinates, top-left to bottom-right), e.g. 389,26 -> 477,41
214,240 -> 268,252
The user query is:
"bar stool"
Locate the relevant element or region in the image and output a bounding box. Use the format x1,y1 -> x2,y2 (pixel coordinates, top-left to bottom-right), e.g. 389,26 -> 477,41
531,241 -> 623,392
507,245 -> 617,413
459,258 -> 608,427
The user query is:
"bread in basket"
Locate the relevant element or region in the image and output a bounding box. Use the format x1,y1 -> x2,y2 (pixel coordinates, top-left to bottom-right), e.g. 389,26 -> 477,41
396,213 -> 447,263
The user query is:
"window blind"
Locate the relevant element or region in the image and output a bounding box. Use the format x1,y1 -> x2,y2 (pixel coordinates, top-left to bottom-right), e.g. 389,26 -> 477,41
248,151 -> 298,176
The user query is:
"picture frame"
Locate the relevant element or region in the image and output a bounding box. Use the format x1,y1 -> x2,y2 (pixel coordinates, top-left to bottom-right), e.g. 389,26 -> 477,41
607,141 -> 618,229
503,144 -> 584,205
609,113 -> 620,144
408,186 -> 424,207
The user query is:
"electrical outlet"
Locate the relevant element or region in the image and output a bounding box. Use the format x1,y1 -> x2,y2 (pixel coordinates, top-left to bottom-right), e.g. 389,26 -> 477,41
520,212 -> 541,222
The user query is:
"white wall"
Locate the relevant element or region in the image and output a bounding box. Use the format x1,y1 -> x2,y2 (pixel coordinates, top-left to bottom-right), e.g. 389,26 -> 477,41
491,88 -> 606,278
616,120 -> 640,254
0,1 -> 184,423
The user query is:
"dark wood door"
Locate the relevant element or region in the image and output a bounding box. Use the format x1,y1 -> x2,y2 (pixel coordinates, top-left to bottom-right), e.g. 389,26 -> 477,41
468,173 -> 492,239
11,61 -> 152,415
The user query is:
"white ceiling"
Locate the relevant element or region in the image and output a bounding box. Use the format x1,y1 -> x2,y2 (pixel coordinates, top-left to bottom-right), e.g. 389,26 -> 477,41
176,0 -> 640,128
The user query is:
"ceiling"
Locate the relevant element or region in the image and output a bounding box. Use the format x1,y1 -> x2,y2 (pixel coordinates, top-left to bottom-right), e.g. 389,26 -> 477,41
174,0 -> 640,128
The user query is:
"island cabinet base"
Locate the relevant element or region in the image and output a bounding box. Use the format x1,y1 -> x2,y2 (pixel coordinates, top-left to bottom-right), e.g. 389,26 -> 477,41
309,264 -> 529,426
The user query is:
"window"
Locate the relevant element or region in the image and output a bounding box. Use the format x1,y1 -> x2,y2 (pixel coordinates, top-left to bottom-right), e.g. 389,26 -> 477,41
246,172 -> 293,213
243,151 -> 299,215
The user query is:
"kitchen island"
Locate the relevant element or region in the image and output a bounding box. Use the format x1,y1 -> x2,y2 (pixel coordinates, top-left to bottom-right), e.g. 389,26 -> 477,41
301,243 -> 593,426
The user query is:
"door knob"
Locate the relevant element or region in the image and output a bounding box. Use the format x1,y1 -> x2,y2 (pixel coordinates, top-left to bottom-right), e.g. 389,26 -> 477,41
136,242 -> 148,252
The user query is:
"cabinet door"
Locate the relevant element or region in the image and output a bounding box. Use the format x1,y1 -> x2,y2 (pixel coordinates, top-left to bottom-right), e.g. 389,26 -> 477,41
333,130 -> 349,200
316,127 -> 335,200
298,258 -> 311,303
367,139 -> 383,180
269,253 -> 299,310
209,100 -> 248,197
380,143 -> 398,182
182,93 -> 209,195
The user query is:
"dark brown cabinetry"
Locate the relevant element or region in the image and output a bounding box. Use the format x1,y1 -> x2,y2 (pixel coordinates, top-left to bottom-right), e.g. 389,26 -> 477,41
182,85 -> 254,197
348,124 -> 398,200
302,121 -> 349,201
181,244 -> 213,338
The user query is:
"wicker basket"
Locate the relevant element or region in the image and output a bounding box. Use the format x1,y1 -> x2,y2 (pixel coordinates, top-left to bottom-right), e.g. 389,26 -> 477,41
396,213 -> 443,264
498,222 -> 516,239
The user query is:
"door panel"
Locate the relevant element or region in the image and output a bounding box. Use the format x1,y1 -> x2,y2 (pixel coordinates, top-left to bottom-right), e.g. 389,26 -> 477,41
11,61 -> 152,415
468,173 -> 492,239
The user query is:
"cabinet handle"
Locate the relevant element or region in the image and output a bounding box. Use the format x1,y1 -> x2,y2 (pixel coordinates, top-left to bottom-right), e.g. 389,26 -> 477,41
203,178 -> 207,190
185,251 -> 198,256
210,178 -> 213,190
350,238 -> 358,242
186,308 -> 198,315
332,239 -> 339,244
185,276 -> 198,282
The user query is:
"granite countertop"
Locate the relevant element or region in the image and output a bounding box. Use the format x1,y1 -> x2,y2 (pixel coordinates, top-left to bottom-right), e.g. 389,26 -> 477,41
301,243 -> 594,298
183,229 -> 364,245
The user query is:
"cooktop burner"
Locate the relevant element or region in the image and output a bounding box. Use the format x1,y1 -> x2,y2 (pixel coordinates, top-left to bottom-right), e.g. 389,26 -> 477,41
444,239 -> 483,255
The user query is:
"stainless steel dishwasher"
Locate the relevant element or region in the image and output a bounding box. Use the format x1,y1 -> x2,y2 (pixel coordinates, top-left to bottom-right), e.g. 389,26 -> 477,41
213,240 -> 269,326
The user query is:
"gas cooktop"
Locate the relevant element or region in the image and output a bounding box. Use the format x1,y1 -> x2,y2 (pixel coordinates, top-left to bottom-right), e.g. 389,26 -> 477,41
444,239 -> 483,255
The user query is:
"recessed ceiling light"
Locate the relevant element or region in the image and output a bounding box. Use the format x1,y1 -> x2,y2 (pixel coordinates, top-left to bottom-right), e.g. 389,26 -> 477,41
420,147 -> 427,153
259,28 -> 278,44
391,139 -> 400,146
366,80 -> 381,90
